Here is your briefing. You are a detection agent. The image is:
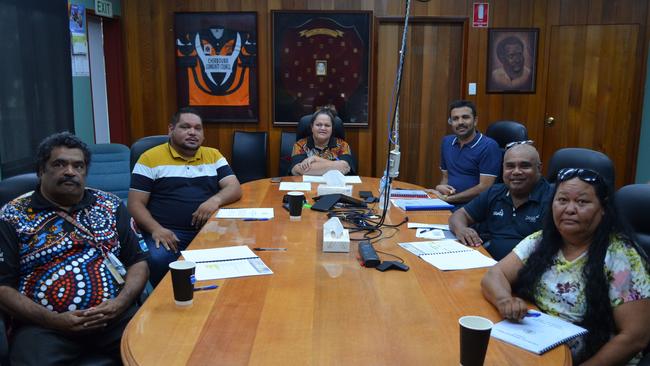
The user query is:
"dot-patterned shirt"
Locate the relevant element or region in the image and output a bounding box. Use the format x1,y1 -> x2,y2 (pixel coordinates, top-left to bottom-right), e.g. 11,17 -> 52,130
289,136 -> 355,175
0,188 -> 148,313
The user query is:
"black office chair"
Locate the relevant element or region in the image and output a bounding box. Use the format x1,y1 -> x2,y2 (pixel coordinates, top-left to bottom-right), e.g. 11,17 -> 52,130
615,184 -> 650,257
484,120 -> 528,183
0,311 -> 7,366
616,183 -> 650,365
279,131 -> 297,176
87,143 -> 131,201
130,135 -> 169,171
547,148 -> 615,190
231,131 -> 268,184
485,120 -> 528,149
0,173 -> 39,206
297,114 -> 345,140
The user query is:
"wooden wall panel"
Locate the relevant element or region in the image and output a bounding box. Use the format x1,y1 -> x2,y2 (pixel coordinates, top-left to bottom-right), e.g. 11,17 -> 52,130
122,0 -> 649,185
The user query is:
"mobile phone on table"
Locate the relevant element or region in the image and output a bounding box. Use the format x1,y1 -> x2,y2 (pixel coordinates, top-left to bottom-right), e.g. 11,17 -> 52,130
359,191 -> 373,199
270,177 -> 282,183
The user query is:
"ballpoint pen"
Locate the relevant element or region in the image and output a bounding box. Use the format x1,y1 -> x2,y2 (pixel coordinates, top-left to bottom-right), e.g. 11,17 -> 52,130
253,247 -> 287,251
243,218 -> 270,221
194,285 -> 219,292
525,311 -> 541,317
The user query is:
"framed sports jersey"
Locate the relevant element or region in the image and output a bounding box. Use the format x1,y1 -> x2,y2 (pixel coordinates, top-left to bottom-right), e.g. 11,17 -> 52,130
272,11 -> 372,127
174,12 -> 259,122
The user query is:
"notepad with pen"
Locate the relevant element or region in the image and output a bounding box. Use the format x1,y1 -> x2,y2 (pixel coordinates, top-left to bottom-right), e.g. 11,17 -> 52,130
180,246 -> 273,281
491,311 -> 588,354
398,240 -> 496,270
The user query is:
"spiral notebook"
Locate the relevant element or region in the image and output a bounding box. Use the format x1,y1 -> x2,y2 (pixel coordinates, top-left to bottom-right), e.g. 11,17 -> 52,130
491,311 -> 588,354
389,189 -> 430,199
391,198 -> 454,211
398,240 -> 496,270
180,246 -> 273,281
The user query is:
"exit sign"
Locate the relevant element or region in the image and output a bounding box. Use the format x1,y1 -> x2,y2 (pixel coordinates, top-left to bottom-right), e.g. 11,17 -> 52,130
95,0 -> 113,18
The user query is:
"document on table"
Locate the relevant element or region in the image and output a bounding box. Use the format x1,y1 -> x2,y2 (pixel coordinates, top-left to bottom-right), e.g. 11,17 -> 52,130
408,222 -> 450,230
278,182 -> 311,191
181,246 -> 273,281
215,208 -> 274,219
408,223 -> 456,240
415,228 -> 446,240
302,175 -> 362,184
491,311 -> 588,354
399,240 -> 496,270
391,198 -> 454,211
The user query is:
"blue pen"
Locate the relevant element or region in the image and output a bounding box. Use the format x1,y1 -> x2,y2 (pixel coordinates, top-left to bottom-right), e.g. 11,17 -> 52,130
525,311 -> 541,317
194,285 -> 219,292
243,218 -> 270,221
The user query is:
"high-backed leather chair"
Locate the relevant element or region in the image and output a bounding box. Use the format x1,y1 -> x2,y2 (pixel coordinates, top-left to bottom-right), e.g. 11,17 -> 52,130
297,114 -> 345,140
484,120 -> 528,183
485,120 -> 528,149
0,173 -> 39,206
279,131 -> 297,176
0,312 -> 7,366
231,131 -> 268,184
615,184 -> 650,256
547,148 -> 615,190
87,143 -> 131,201
130,135 -> 169,171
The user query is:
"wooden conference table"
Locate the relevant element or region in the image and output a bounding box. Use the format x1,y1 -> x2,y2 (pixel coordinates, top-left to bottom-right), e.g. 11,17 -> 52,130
121,177 -> 570,365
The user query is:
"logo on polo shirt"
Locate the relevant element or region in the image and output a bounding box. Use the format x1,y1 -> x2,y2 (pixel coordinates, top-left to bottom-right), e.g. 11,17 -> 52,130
525,215 -> 540,223
492,209 -> 504,217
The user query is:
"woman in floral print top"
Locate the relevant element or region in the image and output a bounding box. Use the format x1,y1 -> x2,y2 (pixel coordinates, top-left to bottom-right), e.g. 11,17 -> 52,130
481,168 -> 650,365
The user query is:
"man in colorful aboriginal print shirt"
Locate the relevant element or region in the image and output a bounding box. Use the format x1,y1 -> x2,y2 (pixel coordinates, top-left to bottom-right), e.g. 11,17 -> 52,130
0,132 -> 149,365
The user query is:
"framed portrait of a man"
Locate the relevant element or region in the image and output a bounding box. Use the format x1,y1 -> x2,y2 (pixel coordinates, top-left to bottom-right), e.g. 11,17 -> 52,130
487,28 -> 538,93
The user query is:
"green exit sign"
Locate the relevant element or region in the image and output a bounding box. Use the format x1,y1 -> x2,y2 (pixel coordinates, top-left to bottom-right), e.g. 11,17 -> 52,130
95,0 -> 113,18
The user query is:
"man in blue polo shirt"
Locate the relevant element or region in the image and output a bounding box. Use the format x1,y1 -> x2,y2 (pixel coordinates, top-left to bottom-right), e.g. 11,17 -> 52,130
435,100 -> 502,204
448,143 -> 553,260
128,108 -> 242,285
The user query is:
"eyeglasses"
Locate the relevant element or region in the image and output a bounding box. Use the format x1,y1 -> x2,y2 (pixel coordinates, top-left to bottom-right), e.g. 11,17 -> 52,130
556,168 -> 602,184
505,140 -> 534,150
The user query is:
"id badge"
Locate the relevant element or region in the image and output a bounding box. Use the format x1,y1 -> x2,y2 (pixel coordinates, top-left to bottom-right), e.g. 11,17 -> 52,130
104,258 -> 125,285
106,251 -> 127,276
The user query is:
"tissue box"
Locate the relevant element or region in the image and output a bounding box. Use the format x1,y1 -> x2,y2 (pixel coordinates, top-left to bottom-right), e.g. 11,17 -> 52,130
323,227 -> 350,253
317,184 -> 353,196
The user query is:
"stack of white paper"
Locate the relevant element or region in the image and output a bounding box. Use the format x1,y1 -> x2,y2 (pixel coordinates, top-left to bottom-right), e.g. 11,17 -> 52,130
215,208 -> 274,219
303,175 -> 362,184
278,182 -> 311,191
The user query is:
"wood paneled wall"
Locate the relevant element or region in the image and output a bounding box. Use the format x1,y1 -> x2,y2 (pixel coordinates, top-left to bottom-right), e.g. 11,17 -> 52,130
122,0 -> 650,186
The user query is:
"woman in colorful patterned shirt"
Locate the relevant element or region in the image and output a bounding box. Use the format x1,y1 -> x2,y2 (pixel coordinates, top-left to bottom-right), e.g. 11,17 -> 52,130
481,168 -> 650,365
290,108 -> 355,176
